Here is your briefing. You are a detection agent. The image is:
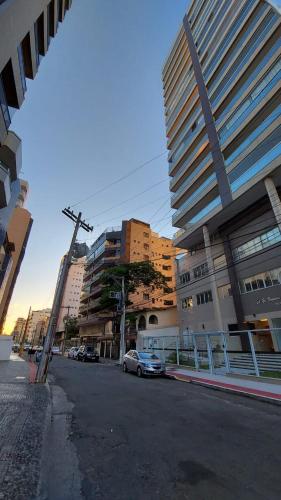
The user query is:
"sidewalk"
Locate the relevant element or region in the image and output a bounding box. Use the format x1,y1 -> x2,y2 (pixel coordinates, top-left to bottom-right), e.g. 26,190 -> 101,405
166,366 -> 281,404
0,354 -> 50,500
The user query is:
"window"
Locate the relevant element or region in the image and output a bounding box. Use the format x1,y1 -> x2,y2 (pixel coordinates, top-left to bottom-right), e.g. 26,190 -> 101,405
213,254 -> 226,270
240,267 -> 281,294
179,271 -> 190,284
162,255 -> 171,260
34,13 -> 44,67
164,287 -> 173,293
143,232 -> 149,238
149,315 -> 158,325
191,121 -> 196,132
218,284 -> 232,299
0,75 -> 10,129
233,228 -> 281,261
143,255 -> 149,261
196,290 -> 213,305
17,44 -> 26,92
193,263 -> 208,279
165,277 -> 172,282
182,296 -> 193,309
143,293 -> 149,301
164,300 -> 173,306
144,243 -> 149,250
163,265 -> 171,271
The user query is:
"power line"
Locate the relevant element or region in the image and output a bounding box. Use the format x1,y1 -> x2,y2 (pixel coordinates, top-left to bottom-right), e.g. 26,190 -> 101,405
85,178 -> 168,221
69,151 -> 167,208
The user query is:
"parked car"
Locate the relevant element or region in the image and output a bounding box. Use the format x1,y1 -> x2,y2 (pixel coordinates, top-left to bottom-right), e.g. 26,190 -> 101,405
52,346 -> 61,355
123,350 -> 165,377
12,344 -> 20,353
68,347 -> 79,359
77,345 -> 99,362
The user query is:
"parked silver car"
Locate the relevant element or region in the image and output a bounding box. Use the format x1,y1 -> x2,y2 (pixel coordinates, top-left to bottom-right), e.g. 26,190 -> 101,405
68,347 -> 79,359
123,350 -> 165,377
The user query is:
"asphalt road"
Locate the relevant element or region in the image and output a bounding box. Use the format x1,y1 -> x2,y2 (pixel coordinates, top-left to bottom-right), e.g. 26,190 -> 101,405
49,356 -> 281,500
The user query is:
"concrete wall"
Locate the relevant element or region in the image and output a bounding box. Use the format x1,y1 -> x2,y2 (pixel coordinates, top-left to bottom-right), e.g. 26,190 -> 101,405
0,334 -> 12,360
137,326 -> 179,351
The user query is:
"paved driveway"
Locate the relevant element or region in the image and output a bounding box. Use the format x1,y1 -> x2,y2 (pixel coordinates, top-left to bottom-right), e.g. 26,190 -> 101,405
50,356 -> 281,500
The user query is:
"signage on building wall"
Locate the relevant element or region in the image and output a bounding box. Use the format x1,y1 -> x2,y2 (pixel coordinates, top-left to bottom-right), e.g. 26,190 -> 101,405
257,296 -> 281,306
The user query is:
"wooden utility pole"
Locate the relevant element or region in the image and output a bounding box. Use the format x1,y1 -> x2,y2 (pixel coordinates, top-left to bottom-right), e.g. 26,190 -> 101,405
36,208 -> 92,383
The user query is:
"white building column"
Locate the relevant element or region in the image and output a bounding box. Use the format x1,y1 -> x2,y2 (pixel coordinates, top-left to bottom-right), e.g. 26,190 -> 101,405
203,225 -> 224,331
264,177 -> 281,232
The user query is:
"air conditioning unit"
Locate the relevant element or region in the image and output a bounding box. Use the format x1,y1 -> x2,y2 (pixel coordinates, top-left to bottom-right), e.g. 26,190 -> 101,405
109,291 -> 121,299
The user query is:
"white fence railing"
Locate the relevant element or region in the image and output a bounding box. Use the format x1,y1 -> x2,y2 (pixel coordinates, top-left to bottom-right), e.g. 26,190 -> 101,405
143,329 -> 281,377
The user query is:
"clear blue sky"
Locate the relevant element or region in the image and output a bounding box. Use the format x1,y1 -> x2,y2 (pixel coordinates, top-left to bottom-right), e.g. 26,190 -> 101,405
6,0 -> 188,331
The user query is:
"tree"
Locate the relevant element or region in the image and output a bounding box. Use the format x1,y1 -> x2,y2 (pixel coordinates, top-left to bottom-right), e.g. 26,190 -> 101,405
99,261 -> 170,311
63,316 -> 79,340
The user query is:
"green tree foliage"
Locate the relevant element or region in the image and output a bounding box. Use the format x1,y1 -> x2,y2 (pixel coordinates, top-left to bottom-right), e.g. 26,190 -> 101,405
64,316 -> 79,340
99,261 -> 169,311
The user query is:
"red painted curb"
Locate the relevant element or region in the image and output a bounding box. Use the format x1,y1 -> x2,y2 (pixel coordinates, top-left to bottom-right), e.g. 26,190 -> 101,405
166,371 -> 281,402
29,361 -> 37,383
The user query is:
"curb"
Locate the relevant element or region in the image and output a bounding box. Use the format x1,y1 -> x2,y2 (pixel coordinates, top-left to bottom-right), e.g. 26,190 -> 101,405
167,372 -> 281,406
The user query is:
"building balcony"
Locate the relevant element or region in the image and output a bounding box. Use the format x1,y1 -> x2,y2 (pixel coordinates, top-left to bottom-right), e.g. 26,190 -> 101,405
171,153 -> 213,208
89,284 -> 103,299
93,256 -> 120,273
172,174 -> 217,227
0,160 -> 11,208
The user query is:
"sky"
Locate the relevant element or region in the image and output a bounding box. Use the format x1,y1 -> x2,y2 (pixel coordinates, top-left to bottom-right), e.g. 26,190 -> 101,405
5,0 -> 188,333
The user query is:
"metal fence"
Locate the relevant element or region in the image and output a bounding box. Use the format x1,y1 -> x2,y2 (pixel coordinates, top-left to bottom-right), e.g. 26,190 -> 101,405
142,329 -> 281,378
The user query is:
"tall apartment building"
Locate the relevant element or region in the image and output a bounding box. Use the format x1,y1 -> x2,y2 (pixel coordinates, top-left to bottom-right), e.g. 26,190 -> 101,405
26,308 -> 51,344
0,180 -> 32,330
0,0 -> 72,302
79,219 -> 178,351
163,0 -> 281,351
12,316 -> 26,342
55,255 -> 86,344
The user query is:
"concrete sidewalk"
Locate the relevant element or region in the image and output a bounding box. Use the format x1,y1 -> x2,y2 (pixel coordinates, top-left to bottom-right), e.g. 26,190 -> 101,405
0,354 -> 50,499
166,366 -> 281,404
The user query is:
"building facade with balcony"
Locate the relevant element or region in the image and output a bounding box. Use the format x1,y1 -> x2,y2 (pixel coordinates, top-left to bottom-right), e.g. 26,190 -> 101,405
0,0 -> 72,304
0,180 -> 32,331
163,0 -> 281,351
78,219 -> 180,356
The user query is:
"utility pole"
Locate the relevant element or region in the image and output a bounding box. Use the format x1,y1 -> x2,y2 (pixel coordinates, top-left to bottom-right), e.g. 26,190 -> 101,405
36,208 -> 92,383
120,276 -> 126,365
19,306 -> 32,357
109,275 -> 126,364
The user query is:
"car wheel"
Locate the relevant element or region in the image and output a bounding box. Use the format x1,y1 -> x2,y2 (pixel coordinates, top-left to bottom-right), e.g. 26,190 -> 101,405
123,362 -> 128,373
137,366 -> 142,378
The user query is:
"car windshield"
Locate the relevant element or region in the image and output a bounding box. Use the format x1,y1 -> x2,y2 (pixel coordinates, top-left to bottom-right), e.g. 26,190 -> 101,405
139,353 -> 160,360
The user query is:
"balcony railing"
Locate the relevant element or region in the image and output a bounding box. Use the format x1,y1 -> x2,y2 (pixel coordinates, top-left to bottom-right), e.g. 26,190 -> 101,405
172,173 -> 216,225
171,152 -> 212,204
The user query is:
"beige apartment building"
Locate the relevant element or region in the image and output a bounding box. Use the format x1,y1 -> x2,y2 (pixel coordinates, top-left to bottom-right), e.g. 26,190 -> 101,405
12,316 -> 26,342
79,219 -> 180,356
55,255 -> 86,346
0,180 -> 32,331
26,308 -> 51,344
